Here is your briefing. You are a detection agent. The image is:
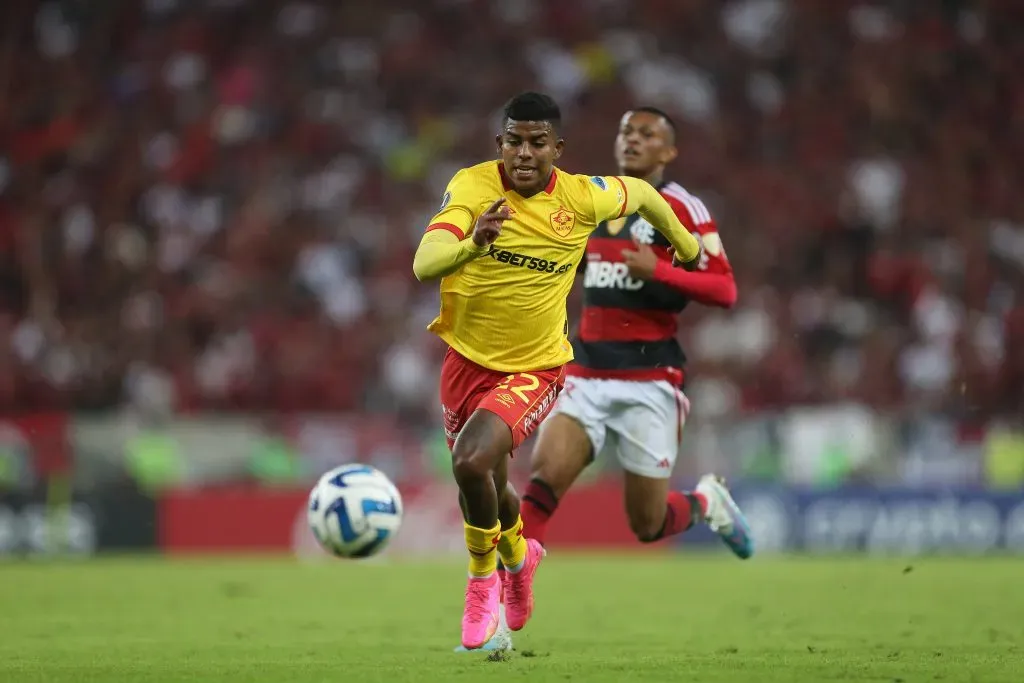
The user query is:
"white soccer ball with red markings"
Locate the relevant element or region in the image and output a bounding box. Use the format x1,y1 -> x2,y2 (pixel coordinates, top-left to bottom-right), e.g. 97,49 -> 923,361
307,464 -> 404,559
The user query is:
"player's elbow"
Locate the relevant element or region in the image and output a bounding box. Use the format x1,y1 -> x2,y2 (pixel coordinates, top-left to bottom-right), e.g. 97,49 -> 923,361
412,253 -> 437,282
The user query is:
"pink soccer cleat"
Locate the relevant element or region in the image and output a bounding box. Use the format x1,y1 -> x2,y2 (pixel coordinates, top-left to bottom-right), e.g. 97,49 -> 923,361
502,538 -> 546,631
461,572 -> 501,649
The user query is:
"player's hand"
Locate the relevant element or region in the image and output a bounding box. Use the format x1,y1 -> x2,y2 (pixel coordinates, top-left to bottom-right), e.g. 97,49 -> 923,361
621,241 -> 659,281
472,198 -> 510,248
670,237 -> 703,272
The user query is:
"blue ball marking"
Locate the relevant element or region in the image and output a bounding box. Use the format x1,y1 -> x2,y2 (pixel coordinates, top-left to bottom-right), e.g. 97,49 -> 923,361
363,498 -> 397,516
328,465 -> 376,488
325,498 -> 361,543
350,529 -> 391,558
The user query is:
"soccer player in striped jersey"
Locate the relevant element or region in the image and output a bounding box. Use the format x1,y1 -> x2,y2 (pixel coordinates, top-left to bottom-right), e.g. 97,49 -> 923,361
519,107 -> 754,559
413,94 -> 705,650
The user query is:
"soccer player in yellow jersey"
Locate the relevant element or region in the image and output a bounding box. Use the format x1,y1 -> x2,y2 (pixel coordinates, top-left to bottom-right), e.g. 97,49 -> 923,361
413,92 -> 702,650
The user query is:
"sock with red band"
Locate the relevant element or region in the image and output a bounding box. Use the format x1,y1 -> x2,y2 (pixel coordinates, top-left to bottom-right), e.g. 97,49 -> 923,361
464,521 -> 501,577
520,478 -> 559,546
646,491 -> 708,542
497,515 -> 527,573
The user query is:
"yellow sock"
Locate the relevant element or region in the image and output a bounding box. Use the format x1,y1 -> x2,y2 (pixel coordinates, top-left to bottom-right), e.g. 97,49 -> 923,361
464,521 -> 501,578
497,515 -> 527,572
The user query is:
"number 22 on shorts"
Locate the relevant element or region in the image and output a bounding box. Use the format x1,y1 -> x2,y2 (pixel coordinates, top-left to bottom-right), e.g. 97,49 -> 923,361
496,373 -> 539,405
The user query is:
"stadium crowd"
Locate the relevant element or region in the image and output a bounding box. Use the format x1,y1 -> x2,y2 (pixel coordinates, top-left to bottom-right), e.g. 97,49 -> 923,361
1,0 -> 1021,428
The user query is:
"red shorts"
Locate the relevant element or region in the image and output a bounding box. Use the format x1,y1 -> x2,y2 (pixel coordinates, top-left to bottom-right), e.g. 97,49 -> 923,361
440,347 -> 565,451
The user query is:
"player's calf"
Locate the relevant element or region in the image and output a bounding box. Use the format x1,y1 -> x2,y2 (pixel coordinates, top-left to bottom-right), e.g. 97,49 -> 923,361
451,447 -> 498,525
632,491 -> 708,542
628,501 -> 674,543
624,471 -> 707,543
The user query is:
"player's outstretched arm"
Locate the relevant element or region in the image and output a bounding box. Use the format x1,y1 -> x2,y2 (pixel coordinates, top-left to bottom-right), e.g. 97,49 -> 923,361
618,176 -> 702,271
413,198 -> 509,281
413,230 -> 489,281
622,240 -> 737,308
652,254 -> 738,307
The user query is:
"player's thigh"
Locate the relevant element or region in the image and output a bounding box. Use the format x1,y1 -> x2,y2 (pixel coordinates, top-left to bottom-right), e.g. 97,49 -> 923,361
608,380 -> 686,480
530,413 -> 594,499
440,348 -> 500,451
622,470 -> 671,538
533,376 -> 612,478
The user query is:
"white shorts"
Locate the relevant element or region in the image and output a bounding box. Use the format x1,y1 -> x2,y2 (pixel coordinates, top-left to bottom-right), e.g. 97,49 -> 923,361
544,376 -> 691,479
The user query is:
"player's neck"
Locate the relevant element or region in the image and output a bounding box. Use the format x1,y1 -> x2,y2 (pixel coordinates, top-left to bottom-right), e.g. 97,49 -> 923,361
518,171 -> 553,199
622,169 -> 664,188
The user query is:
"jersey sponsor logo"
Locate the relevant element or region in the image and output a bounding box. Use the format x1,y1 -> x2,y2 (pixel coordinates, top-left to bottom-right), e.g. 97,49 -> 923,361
583,260 -> 645,291
439,191 -> 451,210
590,176 -> 607,191
488,248 -> 575,274
519,383 -> 559,434
550,206 -> 576,237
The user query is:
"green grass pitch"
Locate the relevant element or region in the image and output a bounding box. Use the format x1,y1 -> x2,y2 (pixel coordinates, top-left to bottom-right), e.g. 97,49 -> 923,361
1,554 -> 1022,682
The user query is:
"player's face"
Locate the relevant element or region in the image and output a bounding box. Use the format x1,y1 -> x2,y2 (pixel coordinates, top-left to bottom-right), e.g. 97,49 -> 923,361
614,111 -> 677,177
496,120 -> 564,196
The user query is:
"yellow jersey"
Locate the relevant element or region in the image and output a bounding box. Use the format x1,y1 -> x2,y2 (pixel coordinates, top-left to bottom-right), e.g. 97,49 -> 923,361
422,160 -> 634,373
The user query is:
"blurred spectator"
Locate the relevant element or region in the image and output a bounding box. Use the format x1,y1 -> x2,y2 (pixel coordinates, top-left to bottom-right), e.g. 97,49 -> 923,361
0,0 -> 1021,433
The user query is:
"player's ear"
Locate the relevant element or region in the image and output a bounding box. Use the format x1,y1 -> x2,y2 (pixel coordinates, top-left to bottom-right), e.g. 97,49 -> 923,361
553,138 -> 565,161
662,145 -> 678,165
495,134 -> 503,154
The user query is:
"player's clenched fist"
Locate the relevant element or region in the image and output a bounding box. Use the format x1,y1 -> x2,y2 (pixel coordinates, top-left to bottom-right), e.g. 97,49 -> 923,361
472,198 -> 510,247
670,235 -> 704,272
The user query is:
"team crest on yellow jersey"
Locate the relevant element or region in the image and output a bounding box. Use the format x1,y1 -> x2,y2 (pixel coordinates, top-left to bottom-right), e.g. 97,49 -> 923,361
550,207 -> 576,237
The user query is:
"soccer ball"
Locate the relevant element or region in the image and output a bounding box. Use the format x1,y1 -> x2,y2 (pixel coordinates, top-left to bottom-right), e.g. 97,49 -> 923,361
307,464 -> 404,559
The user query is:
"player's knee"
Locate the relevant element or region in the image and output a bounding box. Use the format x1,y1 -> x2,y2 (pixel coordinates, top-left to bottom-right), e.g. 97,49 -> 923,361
628,507 -> 666,543
451,442 -> 496,483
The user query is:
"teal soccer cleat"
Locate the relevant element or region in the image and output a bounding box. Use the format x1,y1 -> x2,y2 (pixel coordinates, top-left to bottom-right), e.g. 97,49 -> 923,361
696,474 -> 754,560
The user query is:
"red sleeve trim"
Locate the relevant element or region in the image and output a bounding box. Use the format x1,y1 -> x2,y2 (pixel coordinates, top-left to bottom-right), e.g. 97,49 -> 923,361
652,260 -> 738,308
611,176 -> 629,218
426,222 -> 466,240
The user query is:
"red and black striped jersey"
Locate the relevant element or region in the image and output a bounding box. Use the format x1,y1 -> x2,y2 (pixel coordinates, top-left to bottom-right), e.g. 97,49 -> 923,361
569,181 -> 735,385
